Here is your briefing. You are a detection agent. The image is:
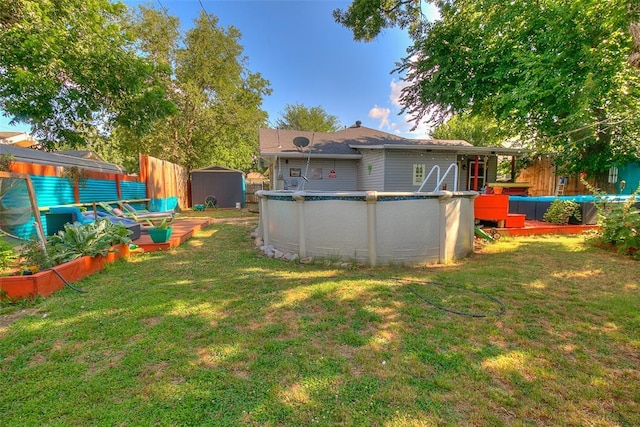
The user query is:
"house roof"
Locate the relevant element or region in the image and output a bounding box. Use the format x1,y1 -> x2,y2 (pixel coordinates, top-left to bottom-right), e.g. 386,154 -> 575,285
0,144 -> 126,174
0,132 -> 37,148
259,126 -> 525,158
60,150 -> 106,162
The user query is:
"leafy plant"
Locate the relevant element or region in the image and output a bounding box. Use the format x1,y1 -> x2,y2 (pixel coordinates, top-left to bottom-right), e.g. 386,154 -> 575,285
153,217 -> 172,230
580,177 -> 640,259
543,200 -> 582,225
62,166 -> 88,188
47,220 -> 132,265
0,239 -> 17,271
18,237 -> 52,271
0,154 -> 14,171
19,220 -> 132,270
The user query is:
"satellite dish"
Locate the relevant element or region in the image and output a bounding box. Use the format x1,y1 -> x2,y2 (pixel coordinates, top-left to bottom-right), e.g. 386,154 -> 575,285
293,136 -> 310,148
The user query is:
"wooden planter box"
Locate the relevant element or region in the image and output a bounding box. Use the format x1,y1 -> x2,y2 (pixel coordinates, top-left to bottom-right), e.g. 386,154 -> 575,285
0,244 -> 130,300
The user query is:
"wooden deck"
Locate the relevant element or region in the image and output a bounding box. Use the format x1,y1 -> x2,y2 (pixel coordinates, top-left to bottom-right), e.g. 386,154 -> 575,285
492,220 -> 598,237
132,218 -> 213,252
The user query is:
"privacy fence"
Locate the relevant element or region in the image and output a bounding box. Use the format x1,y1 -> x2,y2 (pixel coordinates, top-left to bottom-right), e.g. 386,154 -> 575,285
2,154 -> 188,239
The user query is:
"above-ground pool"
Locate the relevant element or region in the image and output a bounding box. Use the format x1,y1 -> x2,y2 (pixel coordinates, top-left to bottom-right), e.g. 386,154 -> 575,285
509,194 -> 639,224
255,190 -> 477,266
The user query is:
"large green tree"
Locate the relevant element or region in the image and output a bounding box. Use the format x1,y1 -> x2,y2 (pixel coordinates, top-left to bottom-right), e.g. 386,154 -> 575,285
273,103 -> 341,132
114,8 -> 270,172
0,0 -> 175,148
431,112 -> 506,147
335,0 -> 640,181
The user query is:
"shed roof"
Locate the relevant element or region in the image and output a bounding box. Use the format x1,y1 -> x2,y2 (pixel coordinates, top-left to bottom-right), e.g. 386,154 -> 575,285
191,165 -> 244,174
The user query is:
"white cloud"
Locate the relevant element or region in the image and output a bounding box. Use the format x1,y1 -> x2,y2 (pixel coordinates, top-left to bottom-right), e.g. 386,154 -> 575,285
366,77 -> 435,138
385,78 -> 433,138
389,78 -> 408,107
368,105 -> 391,129
402,110 -> 433,138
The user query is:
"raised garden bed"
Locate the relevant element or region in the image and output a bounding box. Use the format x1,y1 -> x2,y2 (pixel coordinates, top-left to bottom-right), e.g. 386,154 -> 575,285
0,244 -> 130,300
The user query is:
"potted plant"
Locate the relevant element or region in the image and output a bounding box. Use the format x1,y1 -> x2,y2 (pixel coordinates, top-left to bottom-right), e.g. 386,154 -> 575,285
147,218 -> 173,243
543,199 -> 582,225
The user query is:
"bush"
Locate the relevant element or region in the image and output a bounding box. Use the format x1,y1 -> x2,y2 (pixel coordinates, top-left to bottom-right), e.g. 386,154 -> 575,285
582,178 -> 640,259
543,200 -> 582,224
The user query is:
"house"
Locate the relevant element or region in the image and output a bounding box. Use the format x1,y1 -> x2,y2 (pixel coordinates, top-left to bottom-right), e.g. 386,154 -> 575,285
259,123 -> 526,193
0,131 -> 37,148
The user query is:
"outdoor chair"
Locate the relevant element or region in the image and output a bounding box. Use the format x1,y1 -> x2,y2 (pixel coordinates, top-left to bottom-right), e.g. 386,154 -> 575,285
98,202 -> 176,228
117,202 -> 151,215
204,195 -> 218,209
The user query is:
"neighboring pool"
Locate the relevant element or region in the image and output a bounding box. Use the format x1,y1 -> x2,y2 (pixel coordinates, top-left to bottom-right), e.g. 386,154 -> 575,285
255,190 -> 477,266
509,195 -> 632,203
508,194 -> 638,224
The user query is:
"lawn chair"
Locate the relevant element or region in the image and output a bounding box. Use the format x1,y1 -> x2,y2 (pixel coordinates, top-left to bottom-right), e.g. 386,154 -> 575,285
117,202 -> 151,215
204,195 -> 218,210
98,202 -> 176,228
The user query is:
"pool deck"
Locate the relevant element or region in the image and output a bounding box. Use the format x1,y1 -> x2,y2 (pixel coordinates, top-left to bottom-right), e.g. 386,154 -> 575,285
492,220 -> 598,237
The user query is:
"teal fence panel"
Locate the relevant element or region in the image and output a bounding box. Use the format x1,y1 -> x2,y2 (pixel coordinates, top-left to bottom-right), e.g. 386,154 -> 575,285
149,196 -> 178,212
30,175 -> 75,208
78,179 -> 118,203
28,176 -> 75,239
120,181 -> 147,200
620,162 -> 640,195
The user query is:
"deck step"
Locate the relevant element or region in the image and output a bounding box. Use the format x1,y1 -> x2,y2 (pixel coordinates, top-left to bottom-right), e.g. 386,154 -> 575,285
506,213 -> 526,228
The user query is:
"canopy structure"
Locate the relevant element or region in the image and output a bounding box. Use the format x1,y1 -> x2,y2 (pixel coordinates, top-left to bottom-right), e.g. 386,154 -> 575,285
0,171 -> 46,243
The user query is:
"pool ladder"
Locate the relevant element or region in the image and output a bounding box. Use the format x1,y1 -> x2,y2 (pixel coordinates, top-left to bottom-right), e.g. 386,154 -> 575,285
417,164 -> 459,192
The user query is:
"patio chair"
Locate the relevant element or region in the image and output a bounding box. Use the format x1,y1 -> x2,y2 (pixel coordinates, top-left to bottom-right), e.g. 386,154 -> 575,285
204,195 -> 218,209
98,202 -> 176,228
117,202 -> 150,215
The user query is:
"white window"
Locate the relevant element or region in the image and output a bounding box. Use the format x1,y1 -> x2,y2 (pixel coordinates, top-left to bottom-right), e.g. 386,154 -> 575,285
608,167 -> 618,183
413,164 -> 425,186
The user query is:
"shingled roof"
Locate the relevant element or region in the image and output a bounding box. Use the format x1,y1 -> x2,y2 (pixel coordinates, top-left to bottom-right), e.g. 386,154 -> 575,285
259,126 -> 472,157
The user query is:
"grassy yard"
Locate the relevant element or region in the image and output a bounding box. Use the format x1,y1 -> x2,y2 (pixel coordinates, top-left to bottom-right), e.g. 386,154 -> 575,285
1,215 -> 638,426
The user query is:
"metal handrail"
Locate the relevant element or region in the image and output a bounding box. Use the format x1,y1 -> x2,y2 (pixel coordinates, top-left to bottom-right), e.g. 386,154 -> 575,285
417,165 -> 440,192
434,163 -> 458,191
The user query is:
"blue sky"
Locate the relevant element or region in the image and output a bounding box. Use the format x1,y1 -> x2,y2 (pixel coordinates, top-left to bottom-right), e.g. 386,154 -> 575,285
0,0 -> 437,138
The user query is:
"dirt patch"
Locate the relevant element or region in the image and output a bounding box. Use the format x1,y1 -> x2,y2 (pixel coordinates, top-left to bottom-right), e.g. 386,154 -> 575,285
0,308 -> 39,338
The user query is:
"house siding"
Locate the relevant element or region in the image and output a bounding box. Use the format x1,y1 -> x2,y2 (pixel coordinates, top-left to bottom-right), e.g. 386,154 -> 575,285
384,150 -> 457,192
357,150 -> 385,191
274,158 -> 358,191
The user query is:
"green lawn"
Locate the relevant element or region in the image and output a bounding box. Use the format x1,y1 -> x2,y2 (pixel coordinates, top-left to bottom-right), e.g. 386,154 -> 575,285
1,218 -> 638,426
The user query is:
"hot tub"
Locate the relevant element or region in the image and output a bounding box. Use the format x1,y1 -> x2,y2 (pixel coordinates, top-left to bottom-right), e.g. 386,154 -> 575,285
255,190 -> 477,266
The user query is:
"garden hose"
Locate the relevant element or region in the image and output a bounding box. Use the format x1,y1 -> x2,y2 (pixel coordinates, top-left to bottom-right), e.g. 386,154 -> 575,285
50,268 -> 88,293
395,278 -> 506,318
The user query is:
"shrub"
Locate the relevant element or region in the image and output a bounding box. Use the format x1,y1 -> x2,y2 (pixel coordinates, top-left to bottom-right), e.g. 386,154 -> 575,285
543,200 -> 582,224
582,178 -> 640,259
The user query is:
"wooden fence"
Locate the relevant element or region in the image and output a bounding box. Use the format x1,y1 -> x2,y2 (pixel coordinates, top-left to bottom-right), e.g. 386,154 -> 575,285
516,157 -> 605,196
8,154 -> 189,210
139,154 -> 189,210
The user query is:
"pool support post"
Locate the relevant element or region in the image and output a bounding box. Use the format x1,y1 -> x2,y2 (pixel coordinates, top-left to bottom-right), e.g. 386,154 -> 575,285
366,191 -> 378,266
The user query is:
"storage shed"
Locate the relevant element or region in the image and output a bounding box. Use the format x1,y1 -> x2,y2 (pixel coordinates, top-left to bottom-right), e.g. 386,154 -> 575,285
190,166 -> 245,208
